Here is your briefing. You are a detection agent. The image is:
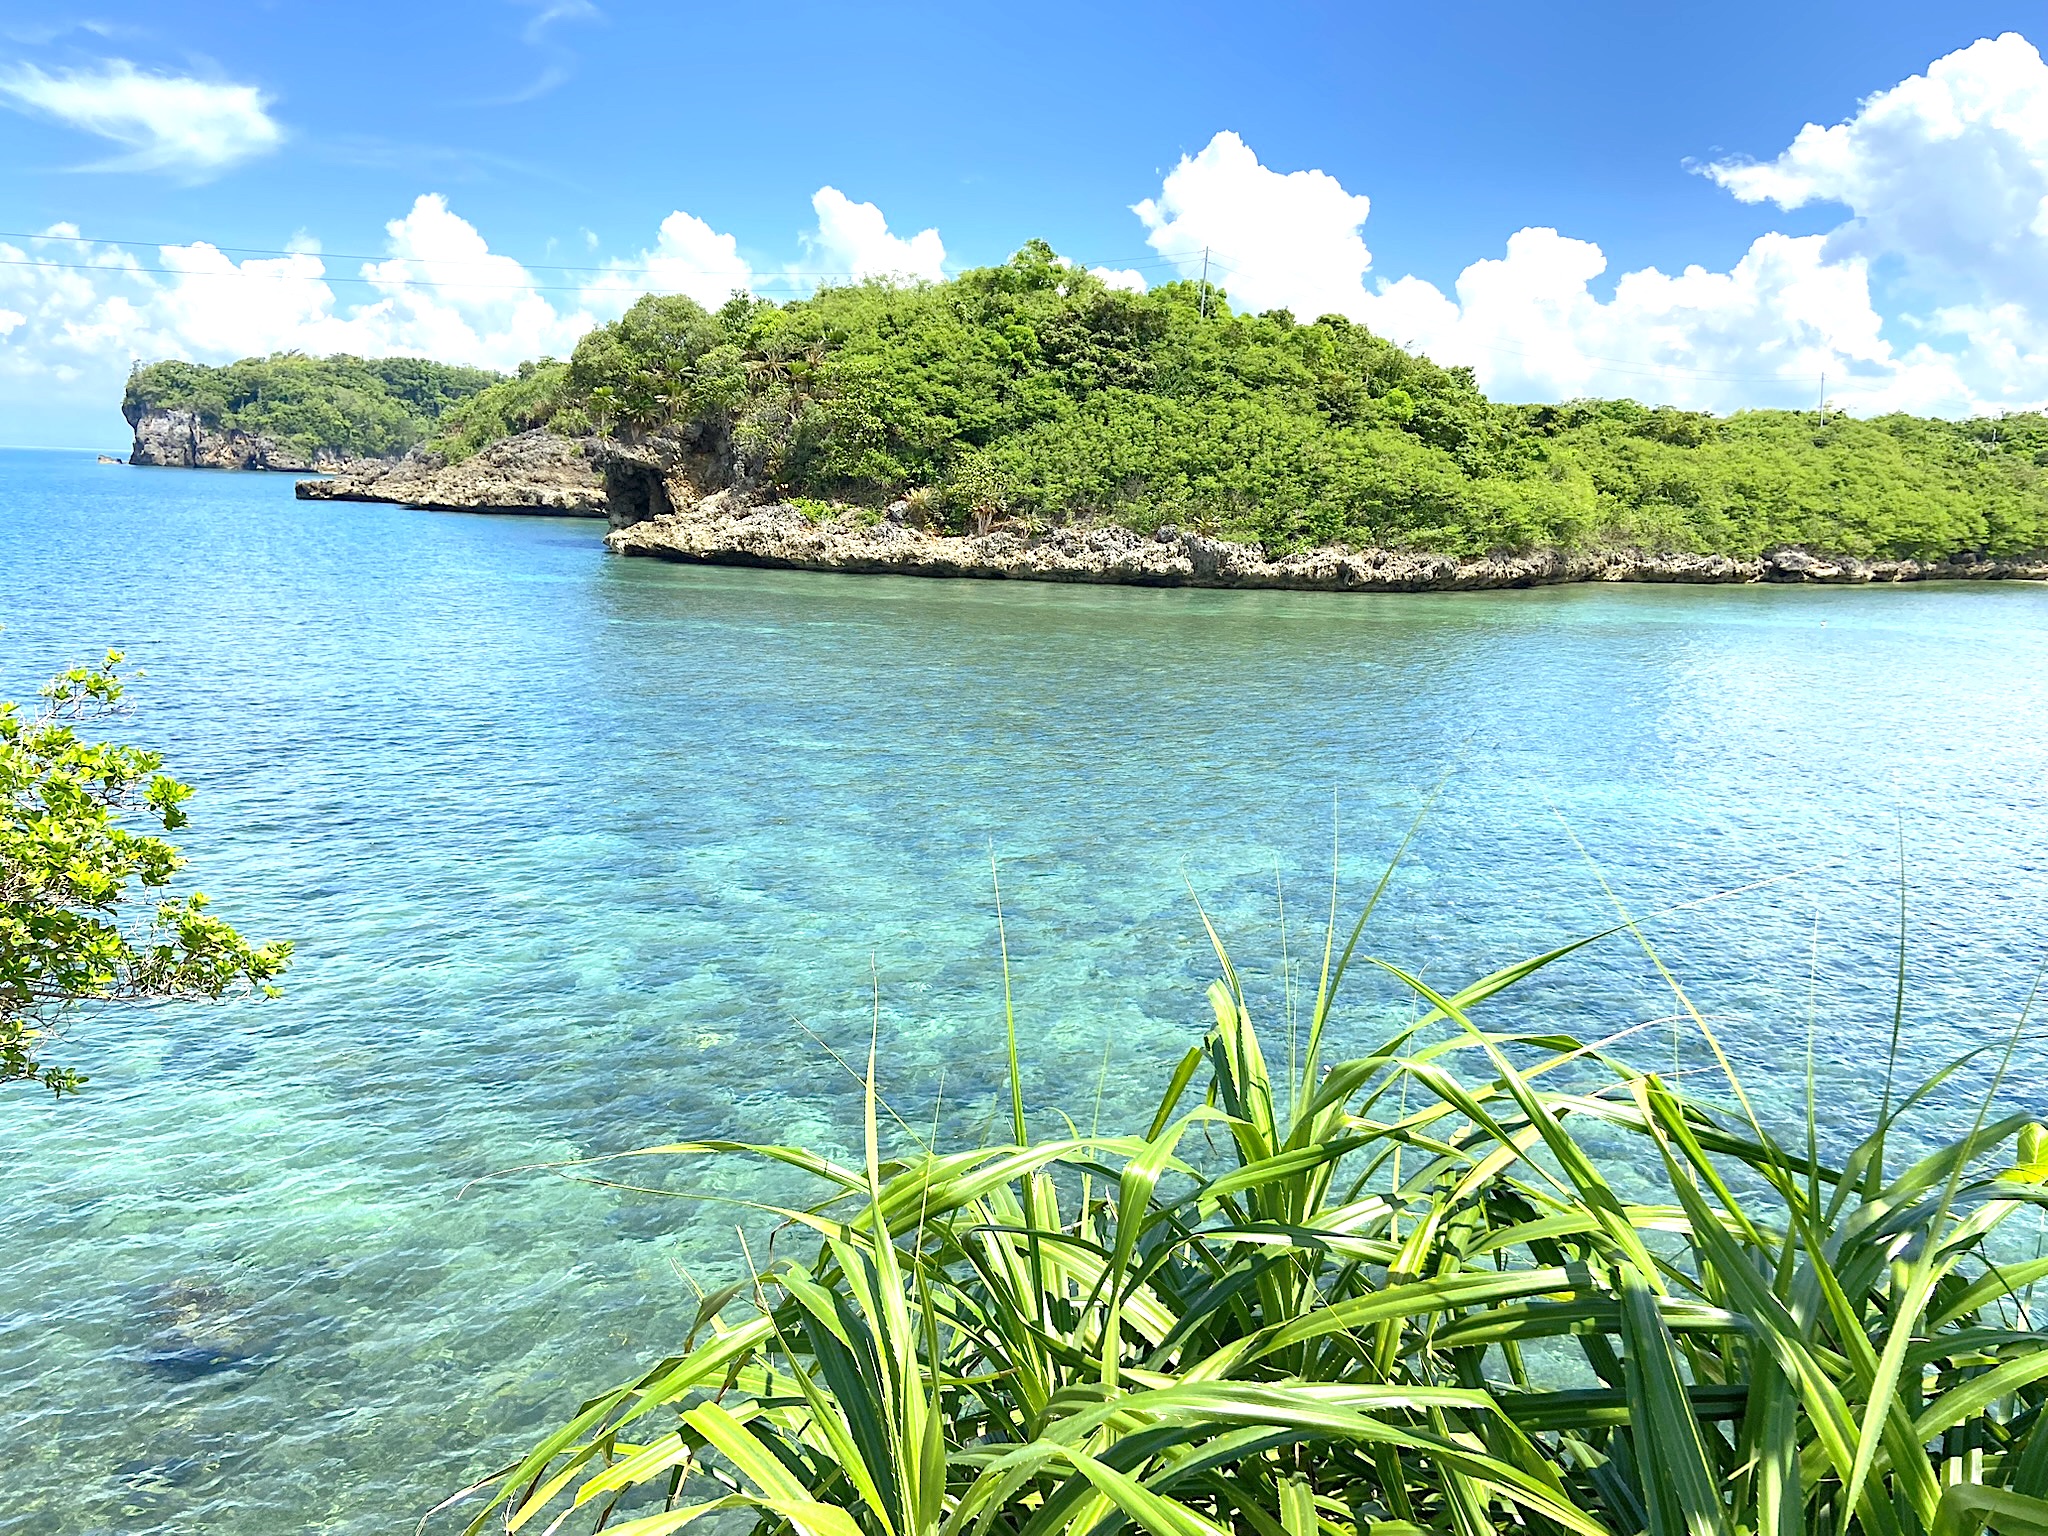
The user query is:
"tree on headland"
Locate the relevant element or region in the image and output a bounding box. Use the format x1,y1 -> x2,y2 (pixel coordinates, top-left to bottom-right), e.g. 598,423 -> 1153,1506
1,651 -> 291,1096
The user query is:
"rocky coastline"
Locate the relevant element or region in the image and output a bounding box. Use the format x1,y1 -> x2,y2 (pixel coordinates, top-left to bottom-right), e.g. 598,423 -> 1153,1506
124,406 -> 365,472
294,430 -> 607,516
285,428 -> 2048,591
607,495 -> 2048,591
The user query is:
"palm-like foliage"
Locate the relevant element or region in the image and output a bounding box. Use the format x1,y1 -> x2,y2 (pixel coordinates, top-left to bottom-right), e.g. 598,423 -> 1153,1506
457,893 -> 2048,1536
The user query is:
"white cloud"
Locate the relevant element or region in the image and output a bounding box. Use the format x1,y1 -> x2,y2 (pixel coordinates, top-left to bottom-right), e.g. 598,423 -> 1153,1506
0,60 -> 282,180
0,187 -> 951,442
519,0 -> 603,45
803,187 -> 946,283
1135,130 -> 1373,318
583,209 -> 754,312
0,196 -> 604,415
345,194 -> 592,367
487,0 -> 603,104
1701,31 -> 2048,411
1089,266 -> 1148,293
1706,31 -> 2048,289
1358,227 -> 1977,415
1132,46 -> 2048,419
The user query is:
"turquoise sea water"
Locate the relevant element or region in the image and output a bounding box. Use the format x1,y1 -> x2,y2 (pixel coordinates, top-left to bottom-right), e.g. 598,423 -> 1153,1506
2,446 -> 2046,1533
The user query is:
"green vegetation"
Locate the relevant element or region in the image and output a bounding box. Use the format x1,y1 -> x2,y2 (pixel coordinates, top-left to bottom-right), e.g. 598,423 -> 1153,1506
440,241 -> 2048,559
432,358 -> 583,461
468,875 -> 2048,1536
1,652 -> 290,1094
125,352 -> 501,463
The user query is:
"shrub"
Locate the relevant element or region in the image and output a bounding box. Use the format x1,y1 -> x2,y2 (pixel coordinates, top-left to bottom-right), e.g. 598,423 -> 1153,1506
458,879 -> 2048,1536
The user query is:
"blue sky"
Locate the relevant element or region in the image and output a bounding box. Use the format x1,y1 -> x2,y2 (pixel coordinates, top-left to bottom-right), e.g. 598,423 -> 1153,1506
2,0 -> 2046,445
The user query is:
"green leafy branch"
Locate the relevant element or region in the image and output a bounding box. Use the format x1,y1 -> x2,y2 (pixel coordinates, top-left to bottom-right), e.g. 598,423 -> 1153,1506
1,650 -> 291,1096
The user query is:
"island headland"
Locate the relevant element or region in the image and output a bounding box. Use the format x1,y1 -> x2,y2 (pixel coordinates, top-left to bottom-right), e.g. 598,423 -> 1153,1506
124,354 -> 500,472
129,241 -> 2047,591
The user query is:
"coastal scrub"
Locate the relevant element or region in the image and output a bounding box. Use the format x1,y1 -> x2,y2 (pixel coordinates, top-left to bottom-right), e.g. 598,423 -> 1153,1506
438,241 -> 2048,562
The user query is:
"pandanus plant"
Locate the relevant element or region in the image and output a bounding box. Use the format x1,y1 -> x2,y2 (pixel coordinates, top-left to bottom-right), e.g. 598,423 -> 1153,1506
451,860 -> 2048,1536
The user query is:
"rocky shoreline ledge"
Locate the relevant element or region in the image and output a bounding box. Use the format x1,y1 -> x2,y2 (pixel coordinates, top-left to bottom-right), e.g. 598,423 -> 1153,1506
288,430 -> 2048,591
609,496 -> 2048,590
295,430 -> 607,516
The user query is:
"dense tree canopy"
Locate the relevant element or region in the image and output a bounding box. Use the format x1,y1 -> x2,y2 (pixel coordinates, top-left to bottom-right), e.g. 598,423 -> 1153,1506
440,242 -> 2048,558
125,352 -> 501,463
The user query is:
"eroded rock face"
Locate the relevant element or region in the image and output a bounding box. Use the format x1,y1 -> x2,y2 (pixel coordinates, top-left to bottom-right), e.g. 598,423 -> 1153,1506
587,431 -> 730,531
1750,547 -> 2048,582
124,407 -> 357,472
607,499 -> 2048,592
294,430 -> 606,516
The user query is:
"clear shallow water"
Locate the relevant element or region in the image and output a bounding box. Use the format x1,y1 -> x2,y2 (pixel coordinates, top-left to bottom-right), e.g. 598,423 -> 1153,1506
2,446 -> 2046,1533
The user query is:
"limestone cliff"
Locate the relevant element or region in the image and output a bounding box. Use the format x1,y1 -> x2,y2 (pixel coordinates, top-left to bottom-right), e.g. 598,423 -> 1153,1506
124,406 -> 363,472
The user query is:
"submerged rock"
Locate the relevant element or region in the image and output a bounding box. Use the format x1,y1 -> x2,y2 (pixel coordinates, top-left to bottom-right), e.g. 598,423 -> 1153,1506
605,497 -> 2048,592
294,429 -> 606,516
133,1278 -> 266,1380
141,1343 -> 258,1380
113,1454 -> 218,1490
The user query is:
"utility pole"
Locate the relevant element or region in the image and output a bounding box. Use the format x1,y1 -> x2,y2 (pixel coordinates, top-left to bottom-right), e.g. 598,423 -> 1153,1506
1818,371 -> 1827,426
1198,246 -> 1210,319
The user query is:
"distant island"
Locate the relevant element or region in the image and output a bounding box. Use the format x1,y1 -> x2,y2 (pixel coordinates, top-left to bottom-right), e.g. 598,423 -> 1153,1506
133,242 -> 2048,587
122,353 -> 501,471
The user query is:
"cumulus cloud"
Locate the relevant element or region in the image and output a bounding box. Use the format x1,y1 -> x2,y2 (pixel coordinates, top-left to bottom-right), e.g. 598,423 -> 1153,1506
1707,31 -> 2048,292
0,195 -> 621,399
1089,266 -> 1148,293
346,194 -> 593,366
1702,31 -> 2048,410
803,187 -> 946,282
1132,35 -> 2048,419
584,209 -> 754,311
1128,131 -> 1914,409
0,60 -> 283,179
1356,227 -> 1976,414
0,186 -> 949,441
1135,131 -> 1373,317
